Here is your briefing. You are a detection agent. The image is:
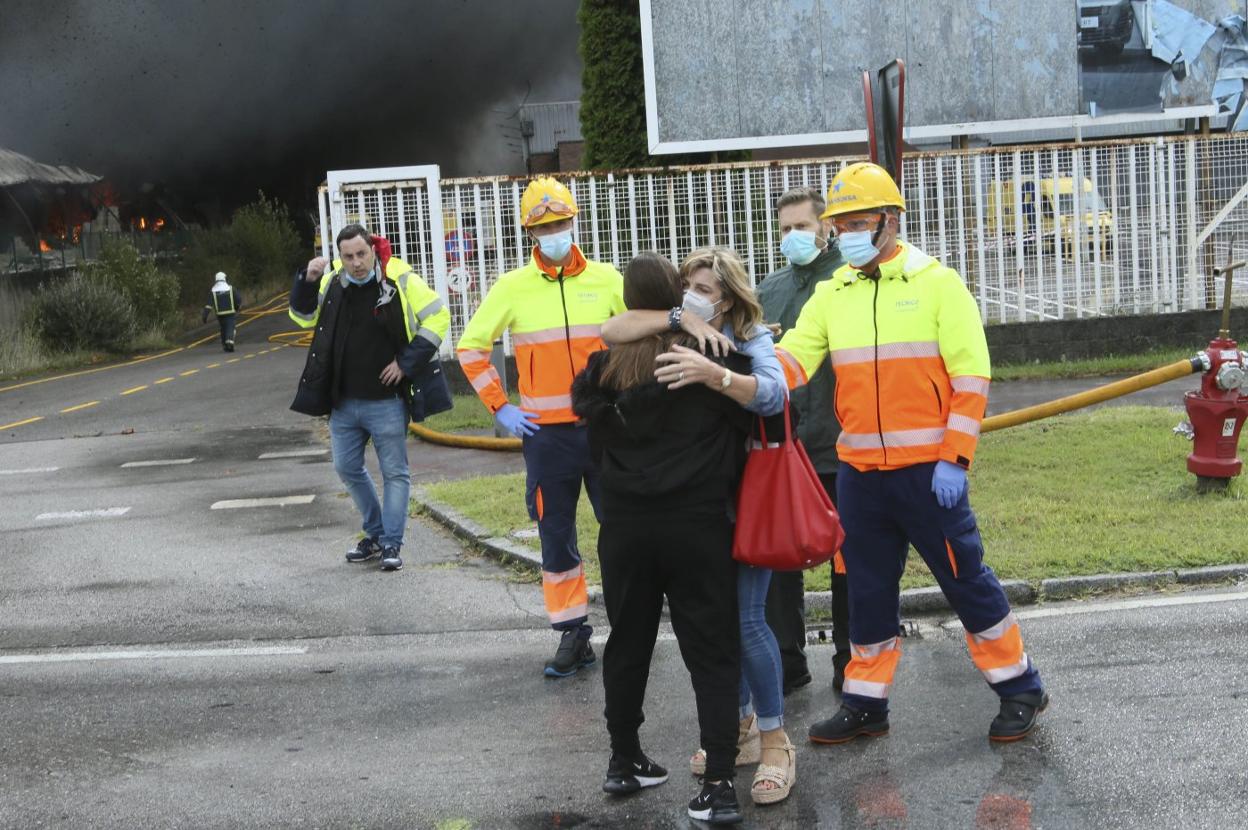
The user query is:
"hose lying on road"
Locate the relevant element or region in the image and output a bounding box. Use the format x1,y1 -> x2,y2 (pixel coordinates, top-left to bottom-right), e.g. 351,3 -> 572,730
408,421 -> 521,451
980,357 -> 1203,433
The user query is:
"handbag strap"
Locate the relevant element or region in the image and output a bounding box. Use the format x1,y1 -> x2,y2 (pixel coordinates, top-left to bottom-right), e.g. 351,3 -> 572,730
755,397 -> 795,449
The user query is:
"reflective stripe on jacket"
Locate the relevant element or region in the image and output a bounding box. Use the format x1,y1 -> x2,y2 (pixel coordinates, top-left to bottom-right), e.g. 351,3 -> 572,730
288,257 -> 450,350
776,242 -> 990,471
457,246 -> 625,424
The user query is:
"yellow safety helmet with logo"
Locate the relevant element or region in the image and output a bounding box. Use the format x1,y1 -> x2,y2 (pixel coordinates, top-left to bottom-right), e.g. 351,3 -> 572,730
520,177 -> 579,228
821,162 -> 906,218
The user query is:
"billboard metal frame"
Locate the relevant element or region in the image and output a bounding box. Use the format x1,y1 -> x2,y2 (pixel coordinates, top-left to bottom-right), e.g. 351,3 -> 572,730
638,0 -> 1217,156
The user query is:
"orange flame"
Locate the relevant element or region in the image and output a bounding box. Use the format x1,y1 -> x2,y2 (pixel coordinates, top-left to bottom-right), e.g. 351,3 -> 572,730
138,217 -> 147,230
154,218 -> 166,231
39,239 -> 53,253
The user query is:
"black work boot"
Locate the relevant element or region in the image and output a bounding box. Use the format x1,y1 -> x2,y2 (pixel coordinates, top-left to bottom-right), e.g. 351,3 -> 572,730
989,691 -> 1049,742
543,629 -> 595,678
602,751 -> 668,795
808,704 -> 890,745
687,778 -> 742,825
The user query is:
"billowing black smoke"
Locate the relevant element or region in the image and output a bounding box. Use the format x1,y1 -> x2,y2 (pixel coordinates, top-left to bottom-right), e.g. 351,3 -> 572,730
0,0 -> 581,221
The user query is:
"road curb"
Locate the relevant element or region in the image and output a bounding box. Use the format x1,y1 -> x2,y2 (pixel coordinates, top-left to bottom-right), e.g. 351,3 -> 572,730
413,490 -> 1248,613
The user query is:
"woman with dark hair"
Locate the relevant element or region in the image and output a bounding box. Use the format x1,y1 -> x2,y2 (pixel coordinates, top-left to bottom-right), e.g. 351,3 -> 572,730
572,251 -> 753,826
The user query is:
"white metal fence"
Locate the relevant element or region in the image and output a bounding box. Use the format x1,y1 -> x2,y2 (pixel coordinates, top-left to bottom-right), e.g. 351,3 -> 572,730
317,133 -> 1248,358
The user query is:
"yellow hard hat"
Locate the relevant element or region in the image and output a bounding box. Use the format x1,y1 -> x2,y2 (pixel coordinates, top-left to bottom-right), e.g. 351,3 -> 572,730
821,162 -> 906,218
519,177 -> 579,228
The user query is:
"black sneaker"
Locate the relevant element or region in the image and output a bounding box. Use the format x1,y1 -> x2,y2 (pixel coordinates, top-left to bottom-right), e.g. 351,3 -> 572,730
543,629 -> 595,678
602,752 -> 668,795
808,704 -> 890,744
687,779 -> 742,825
782,670 -> 812,697
224,341 -> 235,352
989,691 -> 1049,742
345,537 -> 381,563
380,546 -> 403,571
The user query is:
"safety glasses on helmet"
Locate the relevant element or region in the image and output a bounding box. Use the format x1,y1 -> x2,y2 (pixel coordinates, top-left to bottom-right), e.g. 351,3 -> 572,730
525,199 -> 576,225
831,215 -> 884,235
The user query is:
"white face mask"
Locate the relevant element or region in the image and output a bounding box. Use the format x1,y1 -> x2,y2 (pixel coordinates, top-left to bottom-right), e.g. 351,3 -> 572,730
682,290 -> 722,322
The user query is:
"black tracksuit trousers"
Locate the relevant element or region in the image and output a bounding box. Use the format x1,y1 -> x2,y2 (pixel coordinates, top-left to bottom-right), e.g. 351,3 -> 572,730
598,506 -> 741,782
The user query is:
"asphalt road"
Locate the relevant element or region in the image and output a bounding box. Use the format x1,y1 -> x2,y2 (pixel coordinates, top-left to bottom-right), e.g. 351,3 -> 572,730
1,307 -> 1246,828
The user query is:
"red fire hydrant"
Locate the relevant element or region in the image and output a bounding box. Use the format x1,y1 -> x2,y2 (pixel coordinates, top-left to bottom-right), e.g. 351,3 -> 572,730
1185,254 -> 1248,492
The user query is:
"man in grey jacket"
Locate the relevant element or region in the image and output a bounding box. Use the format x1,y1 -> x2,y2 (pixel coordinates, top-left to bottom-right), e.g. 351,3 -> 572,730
756,186 -> 851,694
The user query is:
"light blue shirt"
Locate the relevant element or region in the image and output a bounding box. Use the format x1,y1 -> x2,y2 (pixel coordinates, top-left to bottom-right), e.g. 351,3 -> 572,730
727,322 -> 786,417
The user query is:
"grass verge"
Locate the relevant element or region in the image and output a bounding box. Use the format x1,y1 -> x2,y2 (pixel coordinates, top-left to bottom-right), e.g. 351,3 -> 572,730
422,393 -> 520,434
422,406 -> 1246,590
992,347 -> 1198,381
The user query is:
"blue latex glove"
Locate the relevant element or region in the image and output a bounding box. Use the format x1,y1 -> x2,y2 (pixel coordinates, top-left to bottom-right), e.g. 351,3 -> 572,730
931,460 -> 968,509
495,403 -> 541,438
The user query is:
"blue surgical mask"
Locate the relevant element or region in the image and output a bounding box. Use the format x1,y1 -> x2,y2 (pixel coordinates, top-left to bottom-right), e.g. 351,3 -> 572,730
682,290 -> 722,323
344,267 -> 376,286
838,231 -> 880,268
537,229 -> 574,262
781,229 -> 824,266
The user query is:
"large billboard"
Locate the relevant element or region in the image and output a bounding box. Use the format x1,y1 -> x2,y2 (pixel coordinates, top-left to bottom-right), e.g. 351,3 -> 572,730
640,0 -> 1245,154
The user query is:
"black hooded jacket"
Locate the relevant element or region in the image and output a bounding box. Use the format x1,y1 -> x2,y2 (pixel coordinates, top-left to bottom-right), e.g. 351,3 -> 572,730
571,349 -> 755,519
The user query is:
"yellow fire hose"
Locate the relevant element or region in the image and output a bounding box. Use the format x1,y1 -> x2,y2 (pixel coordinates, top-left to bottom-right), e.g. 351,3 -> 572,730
980,357 -> 1203,433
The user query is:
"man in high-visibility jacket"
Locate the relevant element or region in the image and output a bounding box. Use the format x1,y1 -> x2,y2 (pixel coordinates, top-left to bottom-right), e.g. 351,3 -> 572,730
457,177 -> 625,678
776,163 -> 1047,744
202,272 -> 242,352
289,225 -> 452,572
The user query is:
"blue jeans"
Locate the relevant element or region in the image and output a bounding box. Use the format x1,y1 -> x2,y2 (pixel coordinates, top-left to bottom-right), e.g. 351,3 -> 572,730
329,396 -> 411,549
738,564 -> 784,731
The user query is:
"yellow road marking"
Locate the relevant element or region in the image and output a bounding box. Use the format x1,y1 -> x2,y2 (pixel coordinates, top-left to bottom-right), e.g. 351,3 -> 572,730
0,416 -> 43,430
60,401 -> 99,414
206,363 -> 221,369
0,290 -> 290,393
179,369 -> 199,377
226,358 -> 240,364
243,354 -> 256,359
155,377 -> 175,384
121,385 -> 148,396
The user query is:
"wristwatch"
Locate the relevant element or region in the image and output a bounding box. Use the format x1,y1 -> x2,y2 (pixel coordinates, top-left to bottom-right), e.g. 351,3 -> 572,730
668,306 -> 683,332
720,369 -> 733,390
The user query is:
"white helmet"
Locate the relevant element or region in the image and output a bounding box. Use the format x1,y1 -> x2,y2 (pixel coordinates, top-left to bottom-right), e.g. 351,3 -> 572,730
214,271 -> 228,282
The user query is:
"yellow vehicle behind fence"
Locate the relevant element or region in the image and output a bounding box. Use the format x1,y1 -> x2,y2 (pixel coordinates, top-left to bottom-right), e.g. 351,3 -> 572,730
986,177 -> 1114,260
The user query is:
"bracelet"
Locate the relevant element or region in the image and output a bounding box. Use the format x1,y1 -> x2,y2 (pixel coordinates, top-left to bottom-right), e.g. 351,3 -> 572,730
667,306 -> 683,332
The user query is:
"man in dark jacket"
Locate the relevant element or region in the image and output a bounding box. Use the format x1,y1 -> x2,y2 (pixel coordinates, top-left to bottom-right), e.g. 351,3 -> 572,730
755,186 -> 851,694
288,224 -> 451,572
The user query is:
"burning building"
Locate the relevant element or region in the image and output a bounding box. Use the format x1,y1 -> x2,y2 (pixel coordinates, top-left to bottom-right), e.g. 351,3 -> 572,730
0,145 -> 102,272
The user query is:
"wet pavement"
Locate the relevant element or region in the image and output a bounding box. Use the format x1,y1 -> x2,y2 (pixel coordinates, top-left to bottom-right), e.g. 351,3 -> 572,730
2,309 -> 1245,828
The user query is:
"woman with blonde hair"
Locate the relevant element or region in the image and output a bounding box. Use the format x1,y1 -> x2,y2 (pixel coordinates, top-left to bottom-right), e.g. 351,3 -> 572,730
600,246 -> 795,807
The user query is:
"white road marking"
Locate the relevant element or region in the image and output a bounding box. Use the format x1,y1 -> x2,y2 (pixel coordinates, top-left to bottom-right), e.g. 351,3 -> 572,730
210,495 -> 316,509
939,589 -> 1248,632
258,449 -> 329,459
0,467 -> 59,475
121,458 -> 196,468
0,645 -> 306,665
36,507 -> 131,521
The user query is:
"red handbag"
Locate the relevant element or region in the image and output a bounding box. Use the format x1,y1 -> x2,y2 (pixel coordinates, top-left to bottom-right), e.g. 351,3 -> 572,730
732,400 -> 845,571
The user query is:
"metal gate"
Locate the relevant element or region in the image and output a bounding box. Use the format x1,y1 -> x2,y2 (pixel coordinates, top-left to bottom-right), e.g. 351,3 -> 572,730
318,165 -> 455,356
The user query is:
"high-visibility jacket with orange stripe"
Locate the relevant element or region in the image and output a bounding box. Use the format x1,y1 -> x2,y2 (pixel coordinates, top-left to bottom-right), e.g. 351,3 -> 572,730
457,246 -> 625,424
776,242 -> 990,471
